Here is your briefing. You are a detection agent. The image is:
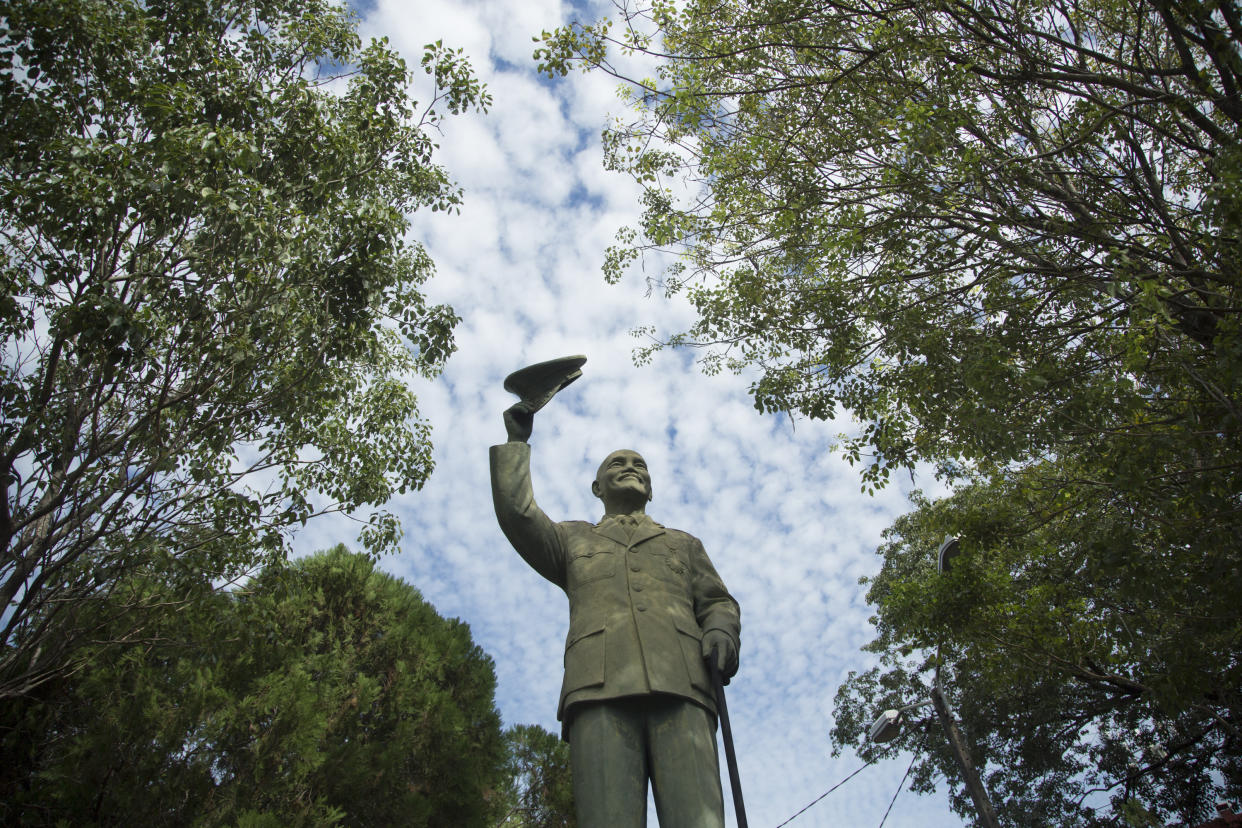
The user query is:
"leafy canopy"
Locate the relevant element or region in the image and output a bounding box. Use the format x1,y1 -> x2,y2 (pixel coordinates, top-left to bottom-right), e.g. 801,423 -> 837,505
496,723 -> 577,828
0,0 -> 489,699
2,546 -> 507,827
830,476 -> 1241,826
536,0 -> 1240,490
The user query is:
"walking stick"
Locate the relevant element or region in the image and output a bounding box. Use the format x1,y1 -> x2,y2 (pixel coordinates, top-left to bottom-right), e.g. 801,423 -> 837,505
708,646 -> 749,828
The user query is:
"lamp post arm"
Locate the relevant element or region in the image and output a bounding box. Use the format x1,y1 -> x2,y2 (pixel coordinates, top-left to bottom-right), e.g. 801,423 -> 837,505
929,682 -> 1002,828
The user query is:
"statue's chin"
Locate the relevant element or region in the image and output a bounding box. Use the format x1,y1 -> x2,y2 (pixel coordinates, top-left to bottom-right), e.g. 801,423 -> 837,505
603,490 -> 649,513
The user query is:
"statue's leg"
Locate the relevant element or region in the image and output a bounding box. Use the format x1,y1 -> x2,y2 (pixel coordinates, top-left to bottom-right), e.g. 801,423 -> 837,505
647,698 -> 725,828
569,700 -> 648,828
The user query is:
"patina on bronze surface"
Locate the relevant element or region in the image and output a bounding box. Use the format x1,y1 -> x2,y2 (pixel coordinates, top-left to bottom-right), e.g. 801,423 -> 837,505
490,357 -> 741,828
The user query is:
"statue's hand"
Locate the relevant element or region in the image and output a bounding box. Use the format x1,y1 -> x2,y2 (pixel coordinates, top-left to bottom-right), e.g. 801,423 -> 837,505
702,629 -> 738,682
504,403 -> 534,443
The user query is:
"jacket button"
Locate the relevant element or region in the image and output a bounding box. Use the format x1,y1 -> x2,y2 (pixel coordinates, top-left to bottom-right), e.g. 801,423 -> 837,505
636,604 -> 647,612
630,565 -> 640,572
633,584 -> 643,592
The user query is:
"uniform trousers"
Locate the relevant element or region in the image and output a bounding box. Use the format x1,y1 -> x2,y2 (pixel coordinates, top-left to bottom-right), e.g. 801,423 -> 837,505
568,694 -> 725,828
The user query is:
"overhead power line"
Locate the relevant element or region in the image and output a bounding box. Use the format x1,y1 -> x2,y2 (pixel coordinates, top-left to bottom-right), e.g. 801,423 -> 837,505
876,752 -> 918,828
773,758 -> 877,828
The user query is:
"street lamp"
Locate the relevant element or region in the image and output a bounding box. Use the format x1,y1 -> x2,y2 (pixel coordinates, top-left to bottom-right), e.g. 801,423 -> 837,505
937,535 -> 961,574
867,537 -> 1002,828
869,700 -> 932,744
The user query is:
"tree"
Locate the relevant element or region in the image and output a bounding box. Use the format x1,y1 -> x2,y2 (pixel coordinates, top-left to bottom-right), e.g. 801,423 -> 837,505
496,724 -> 576,828
535,0 -> 1241,823
0,0 -> 489,699
537,0 -> 1240,490
2,546 -> 507,827
829,477 -> 1241,826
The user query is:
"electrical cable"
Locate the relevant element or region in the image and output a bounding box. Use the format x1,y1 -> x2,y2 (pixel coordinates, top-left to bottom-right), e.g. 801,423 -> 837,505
876,751 -> 918,828
772,758 -> 877,828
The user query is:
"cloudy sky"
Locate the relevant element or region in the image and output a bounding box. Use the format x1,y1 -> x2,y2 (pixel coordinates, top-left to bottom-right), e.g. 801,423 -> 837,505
301,0 -> 966,825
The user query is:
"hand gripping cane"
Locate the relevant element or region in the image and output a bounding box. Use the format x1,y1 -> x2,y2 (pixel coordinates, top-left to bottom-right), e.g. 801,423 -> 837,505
708,645 -> 748,828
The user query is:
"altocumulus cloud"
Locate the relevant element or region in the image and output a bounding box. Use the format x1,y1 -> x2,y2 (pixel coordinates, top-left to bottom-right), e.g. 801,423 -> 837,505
294,0 -> 963,825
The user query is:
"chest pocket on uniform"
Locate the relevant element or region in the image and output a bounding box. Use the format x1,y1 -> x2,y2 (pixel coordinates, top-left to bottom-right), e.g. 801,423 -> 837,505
568,548 -> 615,588
644,541 -> 688,585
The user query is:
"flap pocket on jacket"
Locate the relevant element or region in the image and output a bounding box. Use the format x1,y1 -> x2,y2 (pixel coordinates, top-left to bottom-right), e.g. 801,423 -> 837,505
563,626 -> 606,692
568,547 -> 616,587
672,616 -> 702,640
642,542 -> 687,584
674,620 -> 710,694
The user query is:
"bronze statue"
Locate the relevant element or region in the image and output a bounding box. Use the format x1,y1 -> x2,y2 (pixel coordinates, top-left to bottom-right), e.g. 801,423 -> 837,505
490,356 -> 741,828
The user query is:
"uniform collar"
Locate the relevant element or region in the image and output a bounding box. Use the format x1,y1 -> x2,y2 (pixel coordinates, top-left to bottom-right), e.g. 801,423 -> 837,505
593,513 -> 665,547
598,512 -> 657,527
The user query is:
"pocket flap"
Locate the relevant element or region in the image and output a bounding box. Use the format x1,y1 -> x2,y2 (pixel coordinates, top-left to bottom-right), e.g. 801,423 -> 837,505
672,617 -> 702,640
567,624 -> 605,648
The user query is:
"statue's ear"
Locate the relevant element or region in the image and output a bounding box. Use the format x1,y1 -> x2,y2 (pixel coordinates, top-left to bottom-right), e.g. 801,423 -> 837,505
591,479 -> 601,498
647,485 -> 653,502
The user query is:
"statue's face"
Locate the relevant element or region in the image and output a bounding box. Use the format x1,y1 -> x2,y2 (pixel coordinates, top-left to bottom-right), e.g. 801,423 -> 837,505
593,449 -> 652,505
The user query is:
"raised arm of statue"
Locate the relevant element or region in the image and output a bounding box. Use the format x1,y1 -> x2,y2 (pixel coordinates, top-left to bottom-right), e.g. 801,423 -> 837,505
489,440 -> 568,589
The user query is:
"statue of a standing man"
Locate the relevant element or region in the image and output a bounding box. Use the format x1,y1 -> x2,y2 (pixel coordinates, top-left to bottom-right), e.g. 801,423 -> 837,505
489,360 -> 741,828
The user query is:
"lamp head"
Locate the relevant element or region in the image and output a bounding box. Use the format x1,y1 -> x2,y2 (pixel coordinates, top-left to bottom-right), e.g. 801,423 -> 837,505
869,709 -> 903,743
937,536 -> 961,574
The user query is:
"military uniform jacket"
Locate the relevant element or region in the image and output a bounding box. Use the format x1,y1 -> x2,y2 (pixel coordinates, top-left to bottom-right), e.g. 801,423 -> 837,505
490,441 -> 741,725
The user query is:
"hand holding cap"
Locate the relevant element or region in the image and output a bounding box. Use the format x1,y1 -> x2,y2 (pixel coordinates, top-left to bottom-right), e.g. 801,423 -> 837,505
502,355 -> 586,442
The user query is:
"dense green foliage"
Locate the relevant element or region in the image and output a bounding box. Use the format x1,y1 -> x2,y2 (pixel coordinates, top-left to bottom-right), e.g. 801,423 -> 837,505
537,0 -> 1241,823
496,724 -> 576,828
830,483 -> 1241,826
2,547 -> 507,826
538,0 -> 1241,490
0,0 -> 488,699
